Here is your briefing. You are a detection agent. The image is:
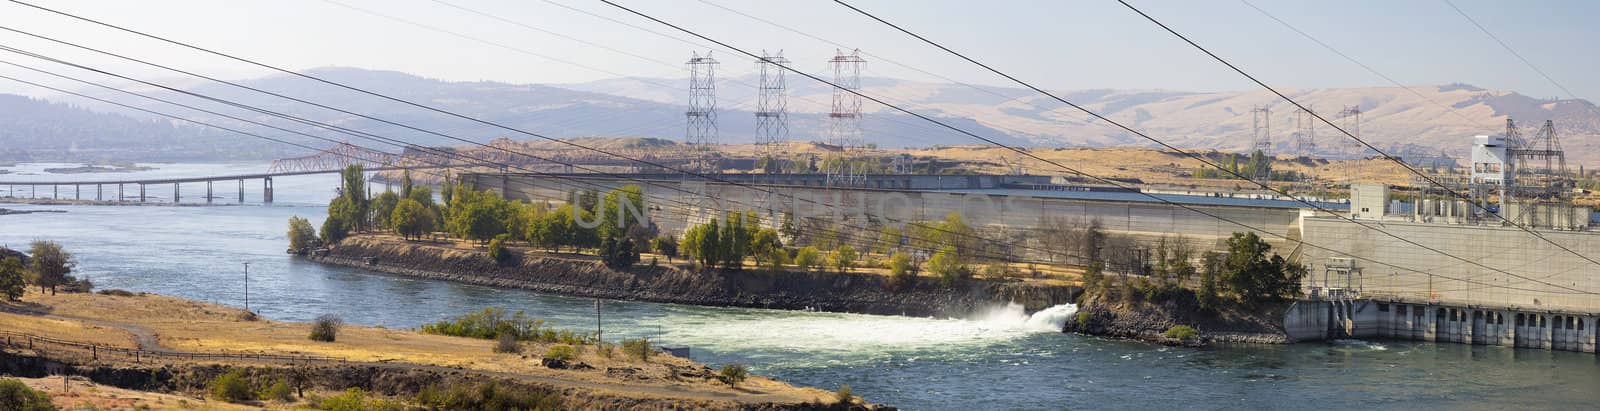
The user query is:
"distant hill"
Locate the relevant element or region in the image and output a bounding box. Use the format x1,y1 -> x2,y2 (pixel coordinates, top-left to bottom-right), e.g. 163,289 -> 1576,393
0,94 -> 295,163
72,67 -> 1029,158
566,76 -> 1600,165
23,66 -> 1600,166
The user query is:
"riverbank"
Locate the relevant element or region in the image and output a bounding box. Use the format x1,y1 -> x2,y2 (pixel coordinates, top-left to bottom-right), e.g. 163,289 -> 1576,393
0,290 -> 880,410
310,235 -> 1078,318
1062,287 -> 1290,346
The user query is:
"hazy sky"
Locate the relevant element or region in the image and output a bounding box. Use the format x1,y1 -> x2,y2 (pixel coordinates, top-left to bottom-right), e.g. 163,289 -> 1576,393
0,0 -> 1596,101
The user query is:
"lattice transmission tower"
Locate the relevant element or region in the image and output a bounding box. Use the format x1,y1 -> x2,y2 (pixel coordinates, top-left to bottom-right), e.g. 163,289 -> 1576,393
1293,105 -> 1316,155
755,50 -> 790,168
1251,105 -> 1272,155
827,49 -> 866,186
686,51 -> 720,172
1248,105 -> 1272,180
1337,105 -> 1362,183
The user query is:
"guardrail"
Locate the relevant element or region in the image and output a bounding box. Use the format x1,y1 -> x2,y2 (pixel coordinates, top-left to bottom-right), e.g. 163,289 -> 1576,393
0,330 -> 343,364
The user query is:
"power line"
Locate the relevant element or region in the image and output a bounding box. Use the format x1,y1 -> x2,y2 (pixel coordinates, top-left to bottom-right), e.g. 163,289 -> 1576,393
1442,0 -> 1581,100
829,0 -> 1593,296
1238,0 -> 1492,128
595,0 -> 1590,295
9,0 -> 1570,294
1114,0 -> 1600,278
0,22 -> 1046,264
0,53 -> 1034,264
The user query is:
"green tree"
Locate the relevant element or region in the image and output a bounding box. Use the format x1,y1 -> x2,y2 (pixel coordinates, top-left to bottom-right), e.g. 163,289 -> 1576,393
0,257 -> 25,301
652,235 -> 679,263
370,190 -> 400,229
407,184 -> 435,208
391,198 -> 435,241
338,165 -> 369,232
750,228 -> 785,271
888,252 -> 915,290
1198,251 -> 1222,311
929,245 -> 967,288
598,185 -> 647,240
320,210 -> 350,245
794,246 -> 821,272
830,245 -> 858,273
600,235 -> 639,269
400,169 -> 414,199
287,216 -> 317,252
27,240 -> 75,295
1219,232 -> 1305,308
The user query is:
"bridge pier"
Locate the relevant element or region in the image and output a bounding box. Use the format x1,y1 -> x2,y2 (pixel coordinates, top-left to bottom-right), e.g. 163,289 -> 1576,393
117,184 -> 124,202
207,181 -> 213,204
96,184 -> 102,201
238,179 -> 244,203
74,184 -> 80,201
53,185 -> 58,199
263,177 -> 274,204
174,182 -> 180,203
139,183 -> 145,203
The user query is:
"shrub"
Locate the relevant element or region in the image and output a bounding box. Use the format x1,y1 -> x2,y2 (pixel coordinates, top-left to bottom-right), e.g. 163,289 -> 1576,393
494,333 -> 523,354
830,245 -> 858,273
488,234 -> 512,264
794,247 -> 821,272
0,378 -> 57,411
309,314 -> 342,342
544,344 -> 577,362
718,363 -> 748,388
1165,325 -> 1199,341
621,338 -> 651,361
929,246 -> 967,288
260,381 -> 295,402
596,341 -> 615,359
887,252 -> 916,291
209,369 -> 255,403
413,381 -> 561,411
287,216 -> 317,252
96,289 -> 136,297
1075,311 -> 1091,327
311,387 -> 405,411
835,384 -> 854,405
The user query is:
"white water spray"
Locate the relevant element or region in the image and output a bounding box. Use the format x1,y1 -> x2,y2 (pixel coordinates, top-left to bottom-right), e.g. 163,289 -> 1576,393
974,302 -> 1079,332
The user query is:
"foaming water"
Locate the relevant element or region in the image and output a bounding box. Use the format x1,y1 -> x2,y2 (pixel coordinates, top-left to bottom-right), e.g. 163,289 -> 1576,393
1329,339 -> 1389,351
654,302 -> 1073,357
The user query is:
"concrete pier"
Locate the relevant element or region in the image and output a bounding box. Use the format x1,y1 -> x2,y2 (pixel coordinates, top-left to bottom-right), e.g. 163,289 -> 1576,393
1286,299 -> 1596,354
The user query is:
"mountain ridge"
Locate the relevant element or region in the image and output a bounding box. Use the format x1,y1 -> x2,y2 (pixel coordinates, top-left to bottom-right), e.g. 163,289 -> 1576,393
15,66 -> 1599,166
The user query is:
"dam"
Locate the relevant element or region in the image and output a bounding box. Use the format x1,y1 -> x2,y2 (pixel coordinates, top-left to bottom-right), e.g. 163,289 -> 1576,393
465,165 -> 1600,354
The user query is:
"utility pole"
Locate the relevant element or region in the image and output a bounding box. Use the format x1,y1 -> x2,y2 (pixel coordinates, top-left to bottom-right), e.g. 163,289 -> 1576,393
594,298 -> 602,344
243,262 -> 250,312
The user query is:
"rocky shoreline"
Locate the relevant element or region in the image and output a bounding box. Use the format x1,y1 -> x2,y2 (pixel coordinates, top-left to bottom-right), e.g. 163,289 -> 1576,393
1063,291 -> 1290,346
310,236 -> 1078,318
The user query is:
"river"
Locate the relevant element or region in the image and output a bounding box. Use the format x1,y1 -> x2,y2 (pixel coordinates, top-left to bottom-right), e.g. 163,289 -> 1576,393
2,162 -> 1596,410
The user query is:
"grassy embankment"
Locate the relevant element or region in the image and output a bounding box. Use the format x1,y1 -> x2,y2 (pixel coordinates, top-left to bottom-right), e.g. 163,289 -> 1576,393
0,290 -> 843,409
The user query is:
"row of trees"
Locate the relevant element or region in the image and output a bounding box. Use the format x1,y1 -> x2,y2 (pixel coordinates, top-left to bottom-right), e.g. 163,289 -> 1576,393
0,240 -> 86,300
1081,230 -> 1304,310
295,166 -> 654,268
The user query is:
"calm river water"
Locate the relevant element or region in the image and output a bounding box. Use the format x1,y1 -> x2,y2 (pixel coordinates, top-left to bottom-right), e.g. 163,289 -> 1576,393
1,163 -> 1596,410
